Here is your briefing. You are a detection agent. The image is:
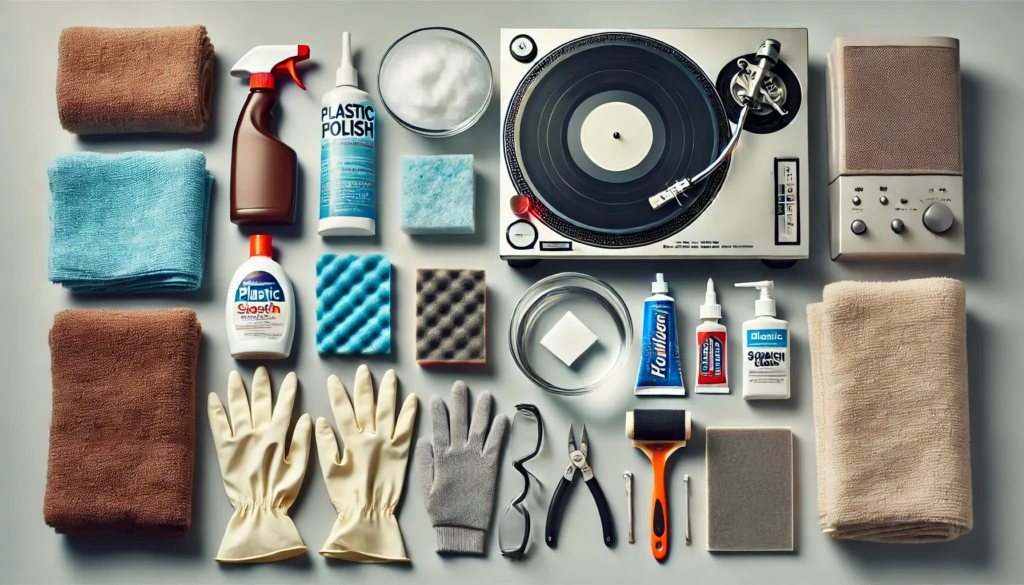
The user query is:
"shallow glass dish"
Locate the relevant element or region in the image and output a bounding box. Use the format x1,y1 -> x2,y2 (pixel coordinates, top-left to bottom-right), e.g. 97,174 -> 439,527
378,27 -> 493,137
509,273 -> 633,396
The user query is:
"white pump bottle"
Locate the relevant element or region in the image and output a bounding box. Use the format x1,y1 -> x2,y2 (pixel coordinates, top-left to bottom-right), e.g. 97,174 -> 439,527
735,281 -> 790,400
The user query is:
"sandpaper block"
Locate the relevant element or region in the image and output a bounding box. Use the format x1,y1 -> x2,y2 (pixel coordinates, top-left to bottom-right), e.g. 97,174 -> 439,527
416,268 -> 486,366
706,427 -> 793,551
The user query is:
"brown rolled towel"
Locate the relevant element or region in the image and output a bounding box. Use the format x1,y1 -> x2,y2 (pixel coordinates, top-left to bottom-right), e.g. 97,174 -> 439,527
57,26 -> 214,135
44,309 -> 202,537
808,278 -> 972,543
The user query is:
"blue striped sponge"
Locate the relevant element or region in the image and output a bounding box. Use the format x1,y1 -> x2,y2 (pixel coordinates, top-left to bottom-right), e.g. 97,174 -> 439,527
316,254 -> 391,354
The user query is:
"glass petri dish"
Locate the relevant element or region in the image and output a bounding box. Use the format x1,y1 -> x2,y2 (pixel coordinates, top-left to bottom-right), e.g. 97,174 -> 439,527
378,27 -> 493,137
509,273 -> 633,395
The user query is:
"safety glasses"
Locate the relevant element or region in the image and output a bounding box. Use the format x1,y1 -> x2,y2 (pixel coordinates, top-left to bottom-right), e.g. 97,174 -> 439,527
498,403 -> 543,558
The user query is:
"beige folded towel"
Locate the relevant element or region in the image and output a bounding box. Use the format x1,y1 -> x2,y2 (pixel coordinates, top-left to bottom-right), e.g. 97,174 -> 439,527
808,278 -> 972,543
57,26 -> 214,135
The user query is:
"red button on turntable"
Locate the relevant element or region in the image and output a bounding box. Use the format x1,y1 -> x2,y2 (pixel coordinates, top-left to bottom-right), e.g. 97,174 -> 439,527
510,194 -> 531,216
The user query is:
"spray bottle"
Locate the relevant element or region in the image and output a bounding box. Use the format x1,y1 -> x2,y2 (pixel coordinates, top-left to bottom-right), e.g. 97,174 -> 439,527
735,281 -> 789,400
229,45 -> 311,226
695,278 -> 729,394
319,32 -> 376,236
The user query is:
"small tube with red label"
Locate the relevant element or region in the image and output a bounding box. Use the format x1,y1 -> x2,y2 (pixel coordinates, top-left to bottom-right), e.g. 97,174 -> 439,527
695,278 -> 729,394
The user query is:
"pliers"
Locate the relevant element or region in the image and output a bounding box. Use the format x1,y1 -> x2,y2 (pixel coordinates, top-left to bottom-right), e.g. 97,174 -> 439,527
545,423 -> 615,547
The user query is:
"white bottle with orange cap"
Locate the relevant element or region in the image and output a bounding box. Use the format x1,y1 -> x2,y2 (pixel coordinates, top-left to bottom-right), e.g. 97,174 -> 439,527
225,235 -> 295,359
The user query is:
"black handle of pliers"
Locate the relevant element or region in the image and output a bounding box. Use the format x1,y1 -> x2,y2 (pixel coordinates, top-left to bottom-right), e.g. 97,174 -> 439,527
545,476 -> 572,548
585,477 -> 615,547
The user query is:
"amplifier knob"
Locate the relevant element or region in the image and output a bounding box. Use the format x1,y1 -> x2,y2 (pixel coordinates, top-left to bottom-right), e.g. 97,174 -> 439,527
891,219 -> 904,233
851,219 -> 867,235
922,202 -> 954,234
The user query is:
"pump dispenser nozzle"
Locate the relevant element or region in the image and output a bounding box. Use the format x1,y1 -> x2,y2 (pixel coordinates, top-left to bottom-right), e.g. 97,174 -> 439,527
735,280 -> 776,317
336,32 -> 358,87
700,278 -> 722,320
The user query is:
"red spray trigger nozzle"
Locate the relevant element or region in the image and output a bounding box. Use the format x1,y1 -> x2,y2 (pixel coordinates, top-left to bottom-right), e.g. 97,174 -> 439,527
232,45 -> 311,91
272,44 -> 310,90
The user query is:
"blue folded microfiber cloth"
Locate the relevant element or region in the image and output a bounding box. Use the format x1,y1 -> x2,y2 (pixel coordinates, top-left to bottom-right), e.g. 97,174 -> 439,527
48,149 -> 212,293
401,154 -> 475,234
316,254 -> 391,355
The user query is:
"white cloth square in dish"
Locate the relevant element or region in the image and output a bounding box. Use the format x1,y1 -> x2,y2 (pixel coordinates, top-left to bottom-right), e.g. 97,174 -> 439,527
540,310 -> 599,367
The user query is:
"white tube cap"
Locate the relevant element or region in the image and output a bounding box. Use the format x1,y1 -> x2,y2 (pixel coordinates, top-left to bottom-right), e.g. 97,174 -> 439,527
336,31 -> 358,87
651,273 -> 669,294
700,278 -> 722,320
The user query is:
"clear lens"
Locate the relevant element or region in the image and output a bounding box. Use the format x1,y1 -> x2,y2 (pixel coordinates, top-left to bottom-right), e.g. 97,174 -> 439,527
509,409 -> 540,462
498,502 -> 529,556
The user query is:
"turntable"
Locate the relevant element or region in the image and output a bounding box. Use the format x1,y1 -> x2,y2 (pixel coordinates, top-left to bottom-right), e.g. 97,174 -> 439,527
499,29 -> 809,265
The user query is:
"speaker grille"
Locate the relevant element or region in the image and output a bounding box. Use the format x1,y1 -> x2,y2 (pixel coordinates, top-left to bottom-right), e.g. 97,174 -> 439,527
843,46 -> 961,175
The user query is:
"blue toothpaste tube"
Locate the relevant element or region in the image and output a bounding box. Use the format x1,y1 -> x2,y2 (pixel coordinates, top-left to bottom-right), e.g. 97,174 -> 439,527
635,273 -> 686,396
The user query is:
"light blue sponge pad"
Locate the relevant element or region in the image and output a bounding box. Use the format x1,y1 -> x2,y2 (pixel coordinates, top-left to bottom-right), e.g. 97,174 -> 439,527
316,254 -> 391,354
401,154 -> 475,234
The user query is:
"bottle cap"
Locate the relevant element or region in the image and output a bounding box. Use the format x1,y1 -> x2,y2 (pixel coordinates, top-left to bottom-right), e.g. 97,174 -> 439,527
651,273 -> 669,294
250,235 -> 273,258
735,281 -> 776,317
336,32 -> 358,87
700,278 -> 722,320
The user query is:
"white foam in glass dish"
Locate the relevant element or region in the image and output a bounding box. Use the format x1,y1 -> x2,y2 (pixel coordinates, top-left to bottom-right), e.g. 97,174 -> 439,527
378,27 -> 493,137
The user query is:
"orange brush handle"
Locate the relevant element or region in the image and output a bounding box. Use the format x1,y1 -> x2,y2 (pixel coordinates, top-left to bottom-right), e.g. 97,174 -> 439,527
649,446 -> 670,560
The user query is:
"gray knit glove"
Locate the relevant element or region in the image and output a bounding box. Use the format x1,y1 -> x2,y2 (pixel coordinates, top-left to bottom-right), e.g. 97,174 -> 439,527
416,381 -> 509,554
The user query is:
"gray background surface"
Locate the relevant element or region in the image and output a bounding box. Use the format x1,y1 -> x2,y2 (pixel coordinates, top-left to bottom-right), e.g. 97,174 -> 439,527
2,1 -> 1022,583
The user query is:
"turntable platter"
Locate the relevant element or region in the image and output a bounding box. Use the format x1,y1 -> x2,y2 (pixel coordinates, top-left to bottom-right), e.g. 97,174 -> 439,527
504,32 -> 731,248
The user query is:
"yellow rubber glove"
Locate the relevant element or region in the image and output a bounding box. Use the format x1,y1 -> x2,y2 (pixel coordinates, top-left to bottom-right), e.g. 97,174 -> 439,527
315,366 -> 418,562
208,367 -> 311,563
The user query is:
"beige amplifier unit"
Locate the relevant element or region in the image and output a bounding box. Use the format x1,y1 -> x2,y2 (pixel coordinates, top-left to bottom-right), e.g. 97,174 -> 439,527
827,37 -> 964,260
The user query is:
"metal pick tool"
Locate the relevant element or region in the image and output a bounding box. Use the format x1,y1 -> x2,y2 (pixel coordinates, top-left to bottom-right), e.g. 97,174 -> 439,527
683,474 -> 692,546
623,471 -> 634,544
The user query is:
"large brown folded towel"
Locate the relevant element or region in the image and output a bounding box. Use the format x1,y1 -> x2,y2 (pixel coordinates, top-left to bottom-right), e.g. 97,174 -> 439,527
808,278 -> 972,543
44,309 -> 202,537
57,26 -> 214,135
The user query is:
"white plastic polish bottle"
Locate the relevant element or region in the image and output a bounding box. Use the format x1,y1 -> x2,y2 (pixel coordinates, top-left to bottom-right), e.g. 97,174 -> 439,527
319,31 -> 377,236
226,235 -> 295,359
735,281 -> 790,400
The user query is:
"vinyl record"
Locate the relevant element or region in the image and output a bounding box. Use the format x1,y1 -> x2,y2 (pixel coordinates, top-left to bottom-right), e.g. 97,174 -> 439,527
504,32 -> 730,248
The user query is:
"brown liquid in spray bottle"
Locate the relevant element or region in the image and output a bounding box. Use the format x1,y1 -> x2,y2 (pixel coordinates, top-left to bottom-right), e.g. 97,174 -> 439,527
228,45 -> 310,226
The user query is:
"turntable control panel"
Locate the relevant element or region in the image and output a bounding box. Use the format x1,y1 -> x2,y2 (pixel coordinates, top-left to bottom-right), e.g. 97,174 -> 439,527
775,159 -> 800,245
828,175 -> 965,259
